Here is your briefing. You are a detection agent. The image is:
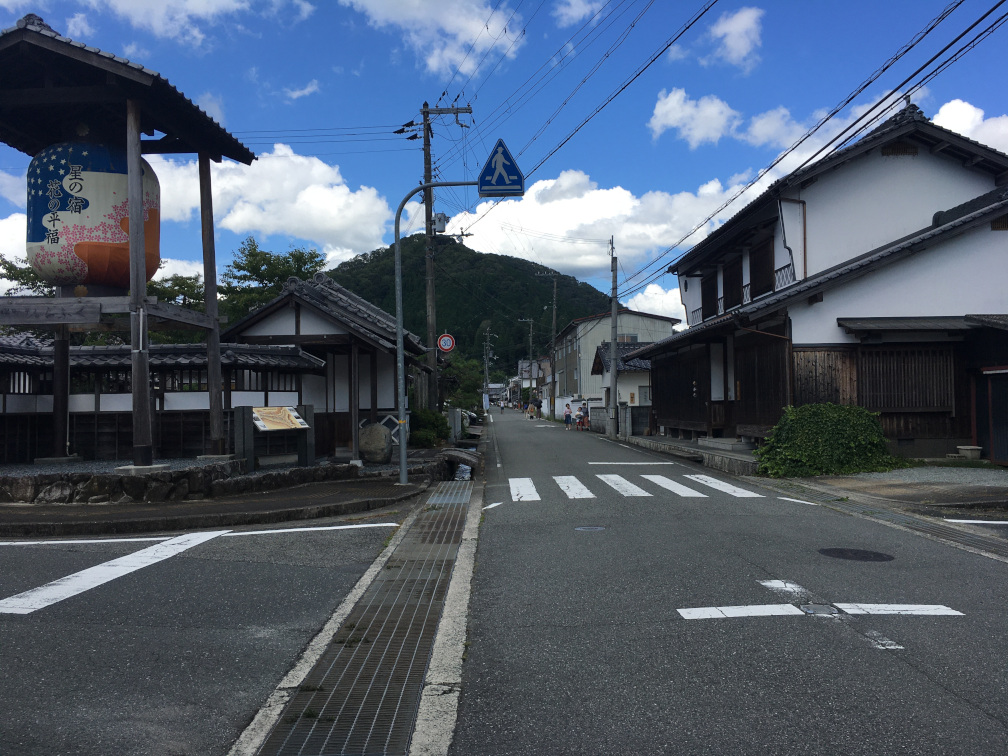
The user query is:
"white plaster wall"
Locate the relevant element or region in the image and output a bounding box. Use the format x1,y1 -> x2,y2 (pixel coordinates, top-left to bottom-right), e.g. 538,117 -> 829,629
164,393 -> 212,411
98,395 -> 130,412
679,277 -> 701,324
232,392 -> 266,407
796,151 -> 992,276
378,352 -> 396,407
578,314 -> 677,399
330,354 -> 349,411
69,395 -> 95,412
241,309 -> 295,337
300,309 -> 347,335
269,392 -> 300,407
6,396 -> 39,412
791,225 -> 1007,345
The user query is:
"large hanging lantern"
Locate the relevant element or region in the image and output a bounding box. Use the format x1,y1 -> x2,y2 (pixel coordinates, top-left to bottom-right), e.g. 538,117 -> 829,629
26,141 -> 160,290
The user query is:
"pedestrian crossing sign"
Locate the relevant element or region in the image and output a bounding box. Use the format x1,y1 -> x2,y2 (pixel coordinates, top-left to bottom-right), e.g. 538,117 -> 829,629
479,139 -> 525,197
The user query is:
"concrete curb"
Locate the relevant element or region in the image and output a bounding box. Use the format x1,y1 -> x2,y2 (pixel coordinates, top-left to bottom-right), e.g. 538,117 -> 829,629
0,479 -> 433,538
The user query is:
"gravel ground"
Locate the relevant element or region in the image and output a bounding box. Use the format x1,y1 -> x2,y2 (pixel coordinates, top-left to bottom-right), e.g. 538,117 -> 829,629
834,465 -> 1008,486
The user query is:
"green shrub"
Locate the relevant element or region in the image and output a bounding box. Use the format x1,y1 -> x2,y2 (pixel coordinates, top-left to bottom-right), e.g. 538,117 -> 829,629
755,403 -> 904,478
410,428 -> 439,448
410,408 -> 450,440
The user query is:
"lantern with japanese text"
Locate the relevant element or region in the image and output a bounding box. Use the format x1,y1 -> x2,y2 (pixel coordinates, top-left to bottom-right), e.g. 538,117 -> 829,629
26,141 -> 160,291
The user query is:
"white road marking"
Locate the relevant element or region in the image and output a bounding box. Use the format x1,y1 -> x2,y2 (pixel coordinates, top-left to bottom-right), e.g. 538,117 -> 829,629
640,475 -> 707,497
223,523 -> 398,537
945,519 -> 1008,525
0,537 -> 170,546
509,478 -> 540,502
759,580 -> 807,597
596,474 -> 652,497
0,530 -> 228,615
779,496 -> 820,506
834,603 -> 963,616
483,502 -> 502,510
678,603 -> 805,619
684,474 -> 763,498
553,476 -> 596,499
864,630 -> 904,650
588,462 -> 676,465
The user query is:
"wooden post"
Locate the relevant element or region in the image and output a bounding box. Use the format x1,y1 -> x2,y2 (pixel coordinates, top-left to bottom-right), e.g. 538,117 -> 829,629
350,340 -> 360,461
198,153 -> 225,455
127,99 -> 153,466
370,350 -> 378,424
51,322 -> 69,457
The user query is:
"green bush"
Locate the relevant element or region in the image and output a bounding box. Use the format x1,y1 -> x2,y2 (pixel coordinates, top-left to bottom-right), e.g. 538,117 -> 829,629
410,408 -> 450,440
410,428 -> 439,448
755,403 -> 904,478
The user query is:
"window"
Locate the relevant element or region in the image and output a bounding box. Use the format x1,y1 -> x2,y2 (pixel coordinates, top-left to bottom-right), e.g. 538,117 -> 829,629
617,333 -> 638,343
858,346 -> 954,411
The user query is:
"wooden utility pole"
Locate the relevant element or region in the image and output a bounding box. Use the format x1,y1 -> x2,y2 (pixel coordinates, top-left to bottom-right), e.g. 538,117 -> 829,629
608,237 -> 618,439
536,270 -> 558,418
421,101 -> 472,411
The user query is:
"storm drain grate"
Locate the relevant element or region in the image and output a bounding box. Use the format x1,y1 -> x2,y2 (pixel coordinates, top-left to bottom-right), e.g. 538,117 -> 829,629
258,481 -> 472,756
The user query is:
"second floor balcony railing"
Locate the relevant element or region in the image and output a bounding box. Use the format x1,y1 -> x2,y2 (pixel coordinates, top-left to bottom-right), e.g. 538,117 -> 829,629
774,263 -> 796,290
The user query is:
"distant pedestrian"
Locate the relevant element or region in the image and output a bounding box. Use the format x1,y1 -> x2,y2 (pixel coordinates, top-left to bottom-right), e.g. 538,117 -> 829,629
579,402 -> 589,431
564,403 -> 572,430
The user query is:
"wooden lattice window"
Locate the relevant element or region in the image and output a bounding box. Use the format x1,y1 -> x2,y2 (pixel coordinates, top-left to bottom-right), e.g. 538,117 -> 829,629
881,141 -> 918,157
991,214 -> 1008,230
858,345 -> 954,412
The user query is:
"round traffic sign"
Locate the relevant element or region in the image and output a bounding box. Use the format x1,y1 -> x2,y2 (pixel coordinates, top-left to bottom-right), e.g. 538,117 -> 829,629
437,333 -> 455,352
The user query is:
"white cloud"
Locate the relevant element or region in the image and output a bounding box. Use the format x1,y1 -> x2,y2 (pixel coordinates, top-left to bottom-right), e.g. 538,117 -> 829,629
337,0 -> 525,76
0,167 -> 24,205
121,41 -> 150,59
553,0 -> 604,28
625,283 -> 686,324
0,213 -> 27,295
648,88 -> 740,148
156,257 -> 208,280
147,144 -> 397,265
742,105 -> 805,149
65,13 -> 96,38
933,99 -> 1008,154
196,92 -> 226,125
283,79 -> 320,100
705,6 -> 764,72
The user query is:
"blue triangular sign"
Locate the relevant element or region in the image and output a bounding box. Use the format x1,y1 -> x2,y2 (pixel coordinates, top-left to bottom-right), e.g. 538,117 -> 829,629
479,139 -> 525,197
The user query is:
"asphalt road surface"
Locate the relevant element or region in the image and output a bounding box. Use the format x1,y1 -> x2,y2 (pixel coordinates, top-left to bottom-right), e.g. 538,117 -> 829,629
451,410 -> 1008,755
0,507 -> 406,756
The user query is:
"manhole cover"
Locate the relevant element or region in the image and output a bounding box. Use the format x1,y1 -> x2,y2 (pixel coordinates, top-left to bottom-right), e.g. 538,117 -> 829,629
819,547 -> 894,562
800,604 -> 839,616
575,526 -> 605,532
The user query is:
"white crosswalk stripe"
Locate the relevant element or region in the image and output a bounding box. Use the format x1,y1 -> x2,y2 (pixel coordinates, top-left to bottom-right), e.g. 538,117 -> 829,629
596,474 -> 652,497
509,477 -> 540,502
506,474 -> 762,502
640,475 -> 707,497
553,476 -> 596,499
684,474 -> 764,498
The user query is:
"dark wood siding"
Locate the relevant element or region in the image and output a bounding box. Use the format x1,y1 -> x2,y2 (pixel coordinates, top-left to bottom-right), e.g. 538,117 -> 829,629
857,345 -> 954,412
734,333 -> 788,435
651,346 -> 709,431
794,348 -> 857,405
723,259 -> 743,310
749,240 -> 774,298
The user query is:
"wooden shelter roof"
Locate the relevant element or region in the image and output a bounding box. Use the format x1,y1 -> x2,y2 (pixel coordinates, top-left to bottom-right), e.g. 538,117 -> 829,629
0,13 -> 255,163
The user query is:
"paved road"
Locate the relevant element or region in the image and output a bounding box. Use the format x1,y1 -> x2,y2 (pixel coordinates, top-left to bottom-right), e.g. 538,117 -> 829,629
0,506 -> 410,756
451,411 -> 1008,755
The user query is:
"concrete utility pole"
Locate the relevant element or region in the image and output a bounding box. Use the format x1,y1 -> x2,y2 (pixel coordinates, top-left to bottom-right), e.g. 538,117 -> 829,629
518,318 -> 533,402
536,270 -> 558,418
608,237 -> 618,439
421,101 -> 472,411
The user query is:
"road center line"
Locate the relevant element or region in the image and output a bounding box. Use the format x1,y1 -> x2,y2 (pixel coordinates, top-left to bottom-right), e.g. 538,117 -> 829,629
678,603 -> 805,619
0,530 -> 228,615
834,603 -> 963,616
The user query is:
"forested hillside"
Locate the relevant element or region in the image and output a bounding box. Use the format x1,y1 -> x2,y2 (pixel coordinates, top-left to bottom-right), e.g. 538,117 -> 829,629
329,235 -> 612,366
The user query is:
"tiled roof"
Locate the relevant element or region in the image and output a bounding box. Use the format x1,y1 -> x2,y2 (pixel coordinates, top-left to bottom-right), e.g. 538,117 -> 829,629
593,342 -> 654,373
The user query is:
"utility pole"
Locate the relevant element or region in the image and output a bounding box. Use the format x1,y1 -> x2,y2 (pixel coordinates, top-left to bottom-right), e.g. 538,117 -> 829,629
518,318 -> 533,404
608,237 -> 618,439
536,269 -> 558,419
421,101 -> 472,411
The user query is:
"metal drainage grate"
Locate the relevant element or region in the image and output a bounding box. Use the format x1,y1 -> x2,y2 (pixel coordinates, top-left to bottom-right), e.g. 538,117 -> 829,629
258,481 -> 472,756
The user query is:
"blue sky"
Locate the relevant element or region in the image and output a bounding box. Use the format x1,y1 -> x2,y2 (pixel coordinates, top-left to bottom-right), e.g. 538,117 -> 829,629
1,0 -> 1007,324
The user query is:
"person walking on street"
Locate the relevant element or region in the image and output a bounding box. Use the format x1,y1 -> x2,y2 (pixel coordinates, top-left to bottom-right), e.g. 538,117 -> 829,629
564,403 -> 572,430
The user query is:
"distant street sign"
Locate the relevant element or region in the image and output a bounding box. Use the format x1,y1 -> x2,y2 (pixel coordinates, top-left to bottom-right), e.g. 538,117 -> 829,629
438,333 -> 456,352
479,139 -> 525,197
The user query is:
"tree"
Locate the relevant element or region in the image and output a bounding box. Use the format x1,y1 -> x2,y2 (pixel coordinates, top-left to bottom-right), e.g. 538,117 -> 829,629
439,356 -> 484,411
0,254 -> 53,297
147,272 -> 205,344
219,236 -> 326,324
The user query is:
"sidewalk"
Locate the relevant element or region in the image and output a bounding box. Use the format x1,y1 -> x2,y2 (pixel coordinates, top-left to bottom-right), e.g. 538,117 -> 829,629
0,457 -> 439,538
622,433 -> 1008,510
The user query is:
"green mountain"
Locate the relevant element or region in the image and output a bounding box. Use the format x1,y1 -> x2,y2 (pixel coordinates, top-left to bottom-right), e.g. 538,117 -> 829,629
328,234 -> 612,367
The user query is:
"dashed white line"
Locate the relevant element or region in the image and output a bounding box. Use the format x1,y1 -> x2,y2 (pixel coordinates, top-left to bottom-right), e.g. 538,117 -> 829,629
640,475 -> 707,497
0,537 -> 170,546
596,474 -> 652,497
685,474 -> 763,498
678,603 -> 805,619
553,476 -> 596,499
483,502 -> 503,511
834,603 -> 963,616
509,478 -> 540,502
0,530 -> 228,615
